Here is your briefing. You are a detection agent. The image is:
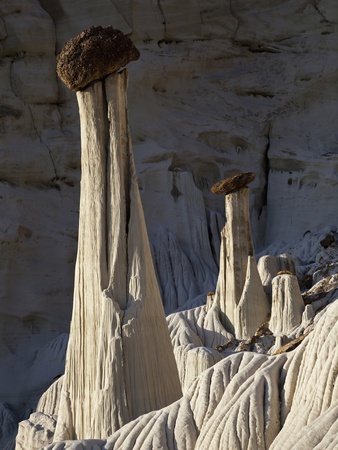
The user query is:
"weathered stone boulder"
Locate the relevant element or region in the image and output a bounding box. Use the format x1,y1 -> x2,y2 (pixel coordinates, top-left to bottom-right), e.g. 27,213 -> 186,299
56,26 -> 140,90
211,172 -> 255,195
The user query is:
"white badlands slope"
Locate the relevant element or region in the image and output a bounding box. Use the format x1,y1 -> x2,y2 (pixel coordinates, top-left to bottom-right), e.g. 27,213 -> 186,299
15,235 -> 338,449
0,0 -> 337,448
45,297 -> 338,450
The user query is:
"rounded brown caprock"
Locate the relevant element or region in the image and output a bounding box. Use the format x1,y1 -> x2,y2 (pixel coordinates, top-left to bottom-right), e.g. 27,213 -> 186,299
211,172 -> 255,195
56,25 -> 140,91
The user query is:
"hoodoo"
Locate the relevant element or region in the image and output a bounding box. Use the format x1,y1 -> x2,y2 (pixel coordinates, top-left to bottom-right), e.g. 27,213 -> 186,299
36,26 -> 181,443
213,172 -> 270,339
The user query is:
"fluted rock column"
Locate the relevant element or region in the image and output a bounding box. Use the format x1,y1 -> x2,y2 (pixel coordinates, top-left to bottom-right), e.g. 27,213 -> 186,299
269,274 -> 304,335
224,187 -> 254,314
235,255 -> 270,340
54,27 -> 181,442
213,173 -> 270,338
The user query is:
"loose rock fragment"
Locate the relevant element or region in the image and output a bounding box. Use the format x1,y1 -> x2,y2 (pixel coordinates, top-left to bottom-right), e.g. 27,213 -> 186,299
56,26 -> 140,90
211,172 -> 255,195
320,233 -> 335,248
255,321 -> 273,337
272,329 -> 313,355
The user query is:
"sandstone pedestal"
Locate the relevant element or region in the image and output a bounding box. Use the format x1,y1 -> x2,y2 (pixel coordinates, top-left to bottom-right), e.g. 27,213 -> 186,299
214,181 -> 269,339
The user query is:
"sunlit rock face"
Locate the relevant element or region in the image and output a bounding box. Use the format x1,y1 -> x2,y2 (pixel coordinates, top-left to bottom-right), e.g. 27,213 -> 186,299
0,0 -> 337,432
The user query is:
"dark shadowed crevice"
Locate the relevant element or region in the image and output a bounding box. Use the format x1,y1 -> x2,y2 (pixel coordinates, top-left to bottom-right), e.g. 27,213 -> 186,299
229,0 -> 241,43
157,0 -> 167,35
38,0 -> 65,21
312,0 -> 335,24
259,122 -> 271,220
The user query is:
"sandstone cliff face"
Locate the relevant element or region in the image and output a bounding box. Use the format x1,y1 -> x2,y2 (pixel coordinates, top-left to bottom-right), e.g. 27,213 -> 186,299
0,0 -> 337,433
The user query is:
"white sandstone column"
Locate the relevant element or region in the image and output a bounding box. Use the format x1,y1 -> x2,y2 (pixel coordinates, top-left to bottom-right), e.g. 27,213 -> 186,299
269,274 -> 304,335
223,187 -> 254,333
54,27 -> 182,442
213,174 -> 270,338
235,256 -> 270,340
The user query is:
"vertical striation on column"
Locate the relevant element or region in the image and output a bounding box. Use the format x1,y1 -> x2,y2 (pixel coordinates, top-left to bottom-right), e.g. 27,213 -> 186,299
235,255 -> 270,340
54,80 -> 111,440
212,173 -> 269,338
223,187 -> 254,333
269,274 -> 304,335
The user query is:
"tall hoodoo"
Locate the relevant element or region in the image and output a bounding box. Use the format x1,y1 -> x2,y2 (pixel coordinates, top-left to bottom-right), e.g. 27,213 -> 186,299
53,26 -> 182,441
213,173 -> 270,338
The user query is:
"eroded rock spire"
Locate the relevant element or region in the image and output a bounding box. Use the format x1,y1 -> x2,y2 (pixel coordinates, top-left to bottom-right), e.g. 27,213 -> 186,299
212,172 -> 270,338
52,27 -> 181,441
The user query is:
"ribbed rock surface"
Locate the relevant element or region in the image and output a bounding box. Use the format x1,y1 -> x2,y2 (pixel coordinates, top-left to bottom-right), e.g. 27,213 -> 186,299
0,403 -> 18,450
53,70 -> 181,442
270,299 -> 338,449
214,187 -> 270,338
25,296 -> 338,450
269,274 -> 305,335
215,188 -> 253,333
235,255 -> 270,340
167,303 -> 230,391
